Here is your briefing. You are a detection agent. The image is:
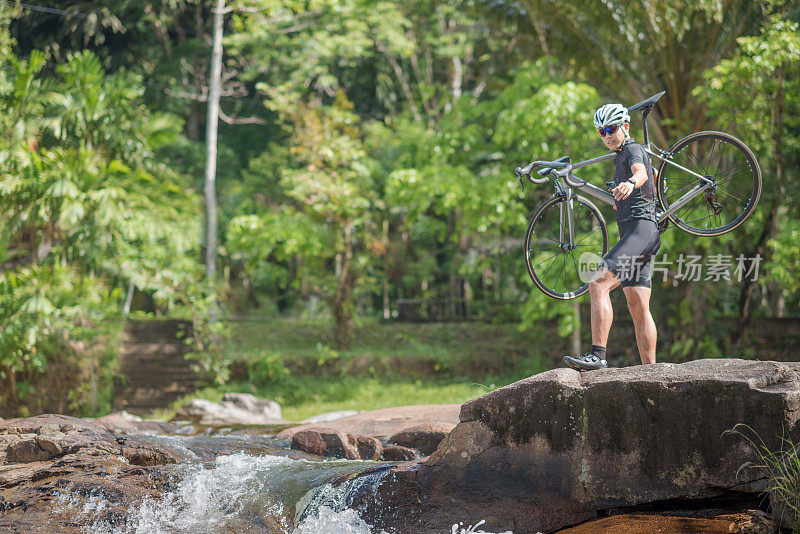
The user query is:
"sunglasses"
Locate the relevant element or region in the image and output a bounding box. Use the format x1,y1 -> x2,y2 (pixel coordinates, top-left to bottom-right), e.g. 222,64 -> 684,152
598,124 -> 622,137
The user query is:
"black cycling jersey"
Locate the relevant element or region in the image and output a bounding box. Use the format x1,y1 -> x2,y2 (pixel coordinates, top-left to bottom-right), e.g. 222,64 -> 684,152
613,138 -> 657,223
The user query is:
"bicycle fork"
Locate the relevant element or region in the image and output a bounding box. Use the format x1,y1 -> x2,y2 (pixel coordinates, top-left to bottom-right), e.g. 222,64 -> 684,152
559,188 -> 576,250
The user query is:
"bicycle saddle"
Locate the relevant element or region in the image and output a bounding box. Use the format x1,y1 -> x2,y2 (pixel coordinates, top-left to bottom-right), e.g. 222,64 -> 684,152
628,91 -> 665,112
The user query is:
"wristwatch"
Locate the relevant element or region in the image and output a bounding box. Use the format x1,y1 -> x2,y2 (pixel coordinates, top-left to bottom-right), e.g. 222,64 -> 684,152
626,177 -> 637,187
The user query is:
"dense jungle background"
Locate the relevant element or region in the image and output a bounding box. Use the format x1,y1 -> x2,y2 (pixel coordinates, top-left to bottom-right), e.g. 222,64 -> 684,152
1,0 -> 798,419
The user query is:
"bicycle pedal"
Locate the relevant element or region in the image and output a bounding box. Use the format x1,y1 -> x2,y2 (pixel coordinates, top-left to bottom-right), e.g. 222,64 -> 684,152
658,220 -> 670,234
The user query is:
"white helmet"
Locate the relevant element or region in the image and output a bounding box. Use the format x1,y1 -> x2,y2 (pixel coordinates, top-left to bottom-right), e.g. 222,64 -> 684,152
593,103 -> 630,129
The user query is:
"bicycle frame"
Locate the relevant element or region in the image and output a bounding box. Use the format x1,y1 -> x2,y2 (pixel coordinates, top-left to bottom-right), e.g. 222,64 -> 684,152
554,148 -> 713,248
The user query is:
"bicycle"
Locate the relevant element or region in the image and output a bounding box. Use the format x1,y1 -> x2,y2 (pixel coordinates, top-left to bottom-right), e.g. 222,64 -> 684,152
514,90 -> 762,300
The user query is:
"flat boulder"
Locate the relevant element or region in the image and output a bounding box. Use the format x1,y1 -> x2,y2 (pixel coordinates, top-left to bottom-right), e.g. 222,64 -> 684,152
352,359 -> 800,534
277,404 -> 460,440
91,410 -> 178,434
173,393 -> 286,425
300,410 -> 361,424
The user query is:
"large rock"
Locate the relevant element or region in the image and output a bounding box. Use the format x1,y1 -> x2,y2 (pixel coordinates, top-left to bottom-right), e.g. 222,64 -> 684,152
381,444 -> 422,461
291,428 -> 361,459
173,393 -> 286,425
354,359 -> 800,534
388,422 -> 456,455
0,414 -> 180,532
290,428 -> 385,460
277,404 -> 460,439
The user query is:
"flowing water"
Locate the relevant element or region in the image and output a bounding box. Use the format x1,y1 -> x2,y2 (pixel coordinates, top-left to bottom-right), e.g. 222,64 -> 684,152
52,429 -> 512,534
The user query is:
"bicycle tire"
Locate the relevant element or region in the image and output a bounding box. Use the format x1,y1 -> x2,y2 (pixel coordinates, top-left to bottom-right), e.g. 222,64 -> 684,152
656,131 -> 761,236
524,194 -> 609,300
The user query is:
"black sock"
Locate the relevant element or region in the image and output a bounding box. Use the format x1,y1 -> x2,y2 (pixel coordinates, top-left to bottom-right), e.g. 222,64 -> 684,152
591,345 -> 607,360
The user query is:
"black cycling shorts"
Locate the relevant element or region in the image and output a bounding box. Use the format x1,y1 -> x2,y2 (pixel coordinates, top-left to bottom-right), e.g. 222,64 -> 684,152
601,218 -> 661,289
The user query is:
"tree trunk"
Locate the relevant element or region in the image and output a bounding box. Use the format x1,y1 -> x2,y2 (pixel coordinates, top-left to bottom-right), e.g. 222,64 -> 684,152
334,223 -> 355,349
383,219 -> 390,320
204,0 -> 226,319
123,280 -> 135,318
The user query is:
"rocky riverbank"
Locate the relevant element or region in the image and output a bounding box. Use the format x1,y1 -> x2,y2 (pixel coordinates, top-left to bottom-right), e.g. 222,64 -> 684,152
0,414 -> 180,532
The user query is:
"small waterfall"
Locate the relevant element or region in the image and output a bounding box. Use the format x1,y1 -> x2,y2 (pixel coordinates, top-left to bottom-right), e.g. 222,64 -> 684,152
66,445 -> 389,534
125,453 -> 295,533
293,466 -> 393,533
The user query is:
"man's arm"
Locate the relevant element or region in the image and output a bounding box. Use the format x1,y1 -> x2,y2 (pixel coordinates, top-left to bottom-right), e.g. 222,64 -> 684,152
629,162 -> 649,187
612,162 -> 648,200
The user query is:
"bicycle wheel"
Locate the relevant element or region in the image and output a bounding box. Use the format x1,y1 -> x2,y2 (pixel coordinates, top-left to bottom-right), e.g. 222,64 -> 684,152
657,131 -> 761,236
524,194 -> 608,300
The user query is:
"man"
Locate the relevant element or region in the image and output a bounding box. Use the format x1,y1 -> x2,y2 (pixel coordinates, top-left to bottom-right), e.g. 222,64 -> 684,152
564,103 -> 660,371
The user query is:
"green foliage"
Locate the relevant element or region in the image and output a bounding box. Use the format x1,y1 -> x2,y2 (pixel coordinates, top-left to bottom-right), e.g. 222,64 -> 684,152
185,306 -> 232,387
4,0 -> 800,418
693,9 -> 800,313
0,43 -> 204,413
492,0 -> 763,141
247,350 -> 291,384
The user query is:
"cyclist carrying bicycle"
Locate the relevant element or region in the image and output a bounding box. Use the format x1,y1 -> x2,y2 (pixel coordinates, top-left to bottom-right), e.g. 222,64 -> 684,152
564,103 -> 661,371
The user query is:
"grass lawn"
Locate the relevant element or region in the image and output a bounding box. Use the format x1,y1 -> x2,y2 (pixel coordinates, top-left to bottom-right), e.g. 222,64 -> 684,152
169,376 -> 498,422
164,316 -> 556,421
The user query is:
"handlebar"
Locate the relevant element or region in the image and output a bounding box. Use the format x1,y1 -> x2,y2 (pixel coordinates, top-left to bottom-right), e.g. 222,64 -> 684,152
514,160 -> 572,189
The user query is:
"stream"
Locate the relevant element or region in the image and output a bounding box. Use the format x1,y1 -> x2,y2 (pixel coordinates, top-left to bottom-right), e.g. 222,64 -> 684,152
54,429 -> 395,533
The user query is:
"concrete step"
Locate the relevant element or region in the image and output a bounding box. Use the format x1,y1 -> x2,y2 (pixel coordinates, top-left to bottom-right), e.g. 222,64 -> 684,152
120,342 -> 190,355
114,319 -> 201,414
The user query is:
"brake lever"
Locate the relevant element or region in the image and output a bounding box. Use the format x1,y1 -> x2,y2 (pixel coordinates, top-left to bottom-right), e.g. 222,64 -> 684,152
515,167 -> 528,191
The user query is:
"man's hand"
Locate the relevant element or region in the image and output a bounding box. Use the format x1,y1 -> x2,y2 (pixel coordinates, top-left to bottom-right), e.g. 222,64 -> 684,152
613,162 -> 647,201
612,181 -> 634,201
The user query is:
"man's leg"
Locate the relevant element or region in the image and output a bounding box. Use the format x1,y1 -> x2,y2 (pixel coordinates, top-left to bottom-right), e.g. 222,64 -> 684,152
564,268 -> 620,371
622,286 -> 657,364
589,268 -> 621,347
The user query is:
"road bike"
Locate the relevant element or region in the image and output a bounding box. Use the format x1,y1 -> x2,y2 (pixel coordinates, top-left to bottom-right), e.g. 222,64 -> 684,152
514,91 -> 761,300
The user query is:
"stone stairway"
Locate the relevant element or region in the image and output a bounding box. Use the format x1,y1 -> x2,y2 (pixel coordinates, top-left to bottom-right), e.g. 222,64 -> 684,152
113,319 -> 199,415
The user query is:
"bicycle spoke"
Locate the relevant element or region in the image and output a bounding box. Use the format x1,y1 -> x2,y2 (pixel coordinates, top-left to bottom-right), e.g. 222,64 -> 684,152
666,180 -> 699,200
573,227 -> 601,246
713,160 -> 749,182
680,147 -> 707,176
714,188 -> 749,208
570,252 -> 582,285
677,193 -> 705,220
713,140 -> 728,177
715,182 -> 751,204
531,250 -> 562,269
683,212 -> 716,226
552,254 -> 567,292
531,231 -> 561,246
705,139 -> 719,176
